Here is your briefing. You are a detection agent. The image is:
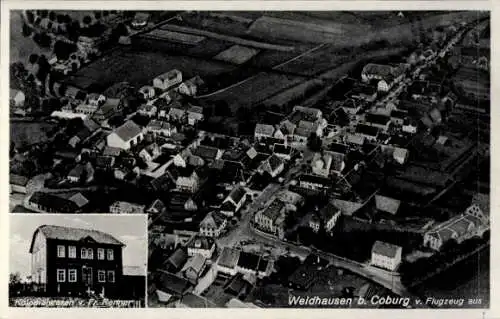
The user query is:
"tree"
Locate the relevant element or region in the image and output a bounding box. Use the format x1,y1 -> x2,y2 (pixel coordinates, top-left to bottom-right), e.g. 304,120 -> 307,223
71,62 -> 78,73
26,11 -> 35,23
28,54 -> 39,64
48,11 -> 56,21
22,23 -> 32,37
94,11 -> 102,20
56,14 -> 64,24
83,15 -> 92,25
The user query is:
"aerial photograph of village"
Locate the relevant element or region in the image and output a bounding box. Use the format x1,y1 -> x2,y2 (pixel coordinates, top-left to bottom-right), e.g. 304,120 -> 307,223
9,10 -> 490,308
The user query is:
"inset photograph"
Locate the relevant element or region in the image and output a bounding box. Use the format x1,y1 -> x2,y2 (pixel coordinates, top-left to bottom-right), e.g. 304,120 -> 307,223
9,214 -> 147,307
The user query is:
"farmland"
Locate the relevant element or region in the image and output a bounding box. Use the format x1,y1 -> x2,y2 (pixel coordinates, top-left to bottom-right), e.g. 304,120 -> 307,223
214,45 -> 260,65
63,47 -> 236,92
141,28 -> 206,44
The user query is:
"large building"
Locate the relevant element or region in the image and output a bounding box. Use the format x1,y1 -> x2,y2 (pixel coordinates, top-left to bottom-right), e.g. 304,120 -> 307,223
29,225 -> 126,298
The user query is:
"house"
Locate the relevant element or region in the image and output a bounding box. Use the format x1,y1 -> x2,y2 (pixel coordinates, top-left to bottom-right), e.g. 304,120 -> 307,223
355,124 -> 379,142
178,76 -> 204,97
26,192 -> 82,214
106,121 -> 144,150
137,104 -> 157,117
168,106 -> 186,122
257,154 -> 285,178
163,248 -> 189,273
235,251 -> 267,277
153,69 -> 183,91
375,195 -> 401,215
155,271 -> 192,302
254,199 -> 286,239
273,143 -> 293,160
146,199 -> 166,215
29,225 -> 125,297
423,213 -> 486,251
186,236 -> 216,259
220,186 -> 247,217
370,241 -> 402,271
10,174 -> 30,194
393,147 -> 409,165
10,89 -> 26,107
138,86 -> 156,100
86,93 -> 106,107
146,120 -> 177,137
402,119 -> 418,134
139,144 -> 161,162
254,124 -> 275,141
186,106 -> 204,126
182,254 -> 207,283
297,174 -> 331,192
216,247 -> 240,276
67,164 -> 94,184
312,151 -> 345,177
365,113 -> 391,132
346,134 -> 365,146
92,98 -> 121,123
109,201 -> 145,214
361,63 -> 404,87
341,99 -> 362,115
199,211 -> 227,238
465,193 -> 489,225
75,101 -> 101,116
175,167 -> 200,193
309,202 -> 341,233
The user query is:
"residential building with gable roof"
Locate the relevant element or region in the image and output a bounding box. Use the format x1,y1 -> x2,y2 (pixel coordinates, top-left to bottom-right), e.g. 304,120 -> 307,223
370,241 -> 402,271
29,224 -> 126,297
106,120 -> 144,150
199,212 -> 227,238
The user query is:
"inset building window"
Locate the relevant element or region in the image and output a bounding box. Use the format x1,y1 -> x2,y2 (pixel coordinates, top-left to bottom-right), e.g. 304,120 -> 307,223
107,270 -> 115,283
57,245 -> 65,258
98,270 -> 106,283
68,269 -> 77,282
57,269 -> 66,282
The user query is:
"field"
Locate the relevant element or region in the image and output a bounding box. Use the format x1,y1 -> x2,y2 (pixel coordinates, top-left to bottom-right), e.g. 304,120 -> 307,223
63,47 -> 236,92
214,45 -> 260,65
134,36 -> 233,59
261,79 -> 324,108
141,29 -> 206,44
274,44 -> 350,76
247,15 -> 366,45
199,72 -> 306,110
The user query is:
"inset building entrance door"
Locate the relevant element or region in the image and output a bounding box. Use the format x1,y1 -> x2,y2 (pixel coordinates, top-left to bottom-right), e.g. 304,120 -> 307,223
82,266 -> 93,286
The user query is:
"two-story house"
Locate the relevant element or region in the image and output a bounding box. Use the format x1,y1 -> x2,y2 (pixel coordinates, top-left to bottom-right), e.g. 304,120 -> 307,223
199,212 -> 227,238
153,69 -> 183,91
370,241 -> 402,271
106,121 -> 144,150
29,225 -> 125,298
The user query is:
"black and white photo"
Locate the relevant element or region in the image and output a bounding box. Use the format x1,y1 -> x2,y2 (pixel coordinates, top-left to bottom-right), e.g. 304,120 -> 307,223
9,214 -> 147,307
8,8 -> 490,309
